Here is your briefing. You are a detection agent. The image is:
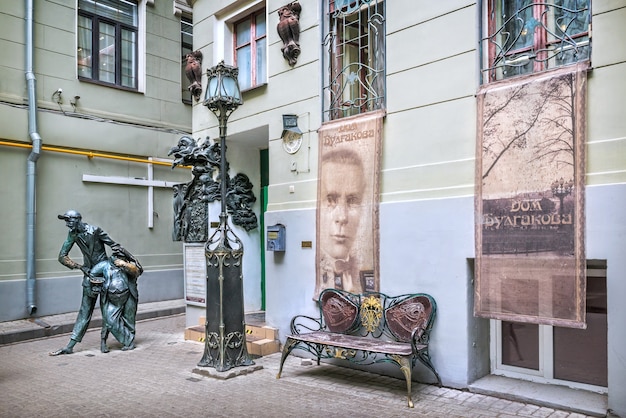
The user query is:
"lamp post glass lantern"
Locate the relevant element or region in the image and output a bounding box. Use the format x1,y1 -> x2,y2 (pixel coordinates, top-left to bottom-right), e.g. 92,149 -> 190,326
198,61 -> 253,371
204,62 -> 243,113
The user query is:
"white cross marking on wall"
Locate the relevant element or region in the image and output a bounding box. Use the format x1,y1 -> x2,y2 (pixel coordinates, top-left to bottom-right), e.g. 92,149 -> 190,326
82,158 -> 184,228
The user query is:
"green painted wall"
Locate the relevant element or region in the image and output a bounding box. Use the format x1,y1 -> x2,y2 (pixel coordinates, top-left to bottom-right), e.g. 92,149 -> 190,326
0,1 -> 192,299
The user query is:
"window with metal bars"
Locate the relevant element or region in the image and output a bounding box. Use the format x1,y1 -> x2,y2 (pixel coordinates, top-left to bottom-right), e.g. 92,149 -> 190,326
482,0 -> 590,83
323,0 -> 385,121
77,0 -> 138,90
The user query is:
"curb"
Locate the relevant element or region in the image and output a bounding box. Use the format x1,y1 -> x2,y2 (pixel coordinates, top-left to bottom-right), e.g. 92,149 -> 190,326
0,305 -> 185,346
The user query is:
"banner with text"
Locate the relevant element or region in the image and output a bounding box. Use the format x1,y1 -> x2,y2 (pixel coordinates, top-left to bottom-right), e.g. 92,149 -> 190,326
475,64 -> 587,328
315,110 -> 384,299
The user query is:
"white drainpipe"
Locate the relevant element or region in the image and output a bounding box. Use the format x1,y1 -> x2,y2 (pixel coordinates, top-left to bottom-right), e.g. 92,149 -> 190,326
25,0 -> 41,316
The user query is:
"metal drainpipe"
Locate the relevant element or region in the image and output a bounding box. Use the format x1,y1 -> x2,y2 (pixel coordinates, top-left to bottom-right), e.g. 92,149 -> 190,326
25,0 -> 40,316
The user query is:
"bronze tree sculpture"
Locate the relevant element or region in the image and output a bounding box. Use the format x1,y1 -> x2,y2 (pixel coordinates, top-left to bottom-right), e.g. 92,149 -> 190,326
169,136 -> 258,242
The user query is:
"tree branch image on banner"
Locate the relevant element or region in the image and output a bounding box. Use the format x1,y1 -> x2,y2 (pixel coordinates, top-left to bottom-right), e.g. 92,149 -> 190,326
315,111 -> 384,299
475,64 -> 587,328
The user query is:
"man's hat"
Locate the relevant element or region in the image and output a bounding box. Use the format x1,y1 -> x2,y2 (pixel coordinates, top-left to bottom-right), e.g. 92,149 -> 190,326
57,209 -> 82,221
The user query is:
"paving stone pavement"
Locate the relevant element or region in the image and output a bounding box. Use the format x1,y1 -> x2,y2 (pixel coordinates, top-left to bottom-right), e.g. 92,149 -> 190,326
0,314 -> 596,418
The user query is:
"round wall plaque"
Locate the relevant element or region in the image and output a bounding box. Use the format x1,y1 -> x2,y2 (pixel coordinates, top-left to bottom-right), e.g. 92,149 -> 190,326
282,131 -> 303,154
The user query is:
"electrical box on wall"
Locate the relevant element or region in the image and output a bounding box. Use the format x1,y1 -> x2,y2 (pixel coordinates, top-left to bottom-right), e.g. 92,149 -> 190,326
267,224 -> 286,251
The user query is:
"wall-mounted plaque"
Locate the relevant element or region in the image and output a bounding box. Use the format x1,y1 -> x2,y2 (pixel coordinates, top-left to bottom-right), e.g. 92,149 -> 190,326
184,243 -> 206,306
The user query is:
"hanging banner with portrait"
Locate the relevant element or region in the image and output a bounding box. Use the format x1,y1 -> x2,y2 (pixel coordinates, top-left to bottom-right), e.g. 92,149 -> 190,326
475,64 -> 588,328
315,110 -> 384,299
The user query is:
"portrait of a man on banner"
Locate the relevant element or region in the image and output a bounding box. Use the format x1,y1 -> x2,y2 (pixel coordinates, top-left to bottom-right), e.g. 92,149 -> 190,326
314,111 -> 383,299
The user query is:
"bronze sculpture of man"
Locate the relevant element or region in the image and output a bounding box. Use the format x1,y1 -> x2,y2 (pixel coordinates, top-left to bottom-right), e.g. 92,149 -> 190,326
50,210 -> 121,355
91,248 -> 142,352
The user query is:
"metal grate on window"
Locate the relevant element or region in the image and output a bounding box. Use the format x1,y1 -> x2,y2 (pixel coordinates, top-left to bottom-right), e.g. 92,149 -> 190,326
482,0 -> 590,83
323,0 -> 385,120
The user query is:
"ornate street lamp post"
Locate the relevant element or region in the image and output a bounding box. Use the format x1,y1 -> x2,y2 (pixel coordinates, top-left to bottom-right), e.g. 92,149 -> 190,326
198,61 -> 253,371
551,177 -> 574,216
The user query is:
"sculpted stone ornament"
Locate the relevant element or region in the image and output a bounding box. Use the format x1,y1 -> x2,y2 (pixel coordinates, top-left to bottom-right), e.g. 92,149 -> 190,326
169,136 -> 258,242
50,210 -> 142,356
277,2 -> 301,66
185,50 -> 203,101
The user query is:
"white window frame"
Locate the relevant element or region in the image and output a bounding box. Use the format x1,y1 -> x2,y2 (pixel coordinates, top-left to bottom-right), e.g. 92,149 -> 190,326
233,8 -> 267,91
212,1 -> 266,90
490,262 -> 608,394
491,320 -> 606,394
180,13 -> 194,104
75,0 -> 146,93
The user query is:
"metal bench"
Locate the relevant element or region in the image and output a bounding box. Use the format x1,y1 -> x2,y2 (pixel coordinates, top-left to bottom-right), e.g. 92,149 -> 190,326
276,289 -> 441,408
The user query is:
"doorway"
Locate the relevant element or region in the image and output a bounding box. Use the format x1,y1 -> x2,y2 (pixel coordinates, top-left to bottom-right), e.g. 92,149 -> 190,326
491,260 -> 607,391
259,148 -> 269,310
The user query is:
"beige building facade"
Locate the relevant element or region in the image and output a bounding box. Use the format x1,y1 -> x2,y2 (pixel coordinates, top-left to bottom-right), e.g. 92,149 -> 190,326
192,0 -> 626,415
1,0 -> 625,415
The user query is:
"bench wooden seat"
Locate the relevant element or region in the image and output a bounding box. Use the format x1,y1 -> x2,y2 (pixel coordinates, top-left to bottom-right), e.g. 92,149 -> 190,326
276,289 -> 441,408
289,331 -> 417,355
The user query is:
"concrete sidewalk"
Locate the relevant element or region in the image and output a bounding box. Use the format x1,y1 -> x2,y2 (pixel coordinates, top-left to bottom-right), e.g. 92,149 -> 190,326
0,298 -> 185,345
0,311 -> 605,418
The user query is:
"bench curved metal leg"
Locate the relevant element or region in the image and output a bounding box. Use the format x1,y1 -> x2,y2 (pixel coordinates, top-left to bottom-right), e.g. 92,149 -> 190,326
276,337 -> 298,379
418,349 -> 442,386
393,355 -> 415,408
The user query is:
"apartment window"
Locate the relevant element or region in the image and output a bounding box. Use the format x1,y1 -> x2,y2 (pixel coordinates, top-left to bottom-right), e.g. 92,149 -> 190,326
181,15 -> 193,104
323,0 -> 385,121
482,0 -> 590,83
234,9 -> 267,91
78,0 -> 138,89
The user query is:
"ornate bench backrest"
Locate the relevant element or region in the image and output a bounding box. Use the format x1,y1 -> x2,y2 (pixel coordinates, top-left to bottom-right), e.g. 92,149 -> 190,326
319,289 -> 436,342
385,294 -> 434,343
320,288 -> 360,333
